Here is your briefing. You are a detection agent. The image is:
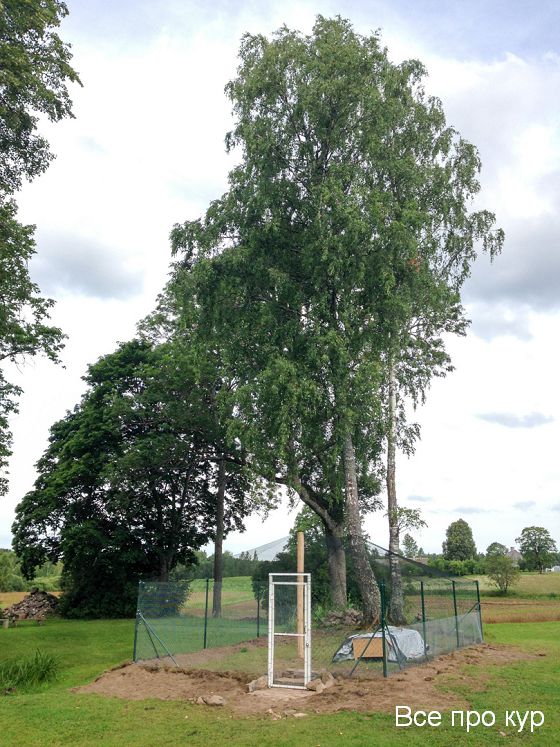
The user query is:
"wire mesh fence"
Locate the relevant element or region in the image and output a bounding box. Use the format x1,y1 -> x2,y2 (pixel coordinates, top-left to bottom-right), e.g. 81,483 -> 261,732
134,577 -> 268,675
324,545 -> 484,678
133,546 -> 483,681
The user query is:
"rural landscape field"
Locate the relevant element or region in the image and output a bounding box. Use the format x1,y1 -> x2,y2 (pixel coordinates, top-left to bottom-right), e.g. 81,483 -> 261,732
1,574 -> 559,746
2,2 -> 560,746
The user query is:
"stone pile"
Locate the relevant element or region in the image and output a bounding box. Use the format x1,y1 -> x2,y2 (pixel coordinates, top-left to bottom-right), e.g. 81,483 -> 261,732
322,607 -> 362,627
2,589 -> 59,621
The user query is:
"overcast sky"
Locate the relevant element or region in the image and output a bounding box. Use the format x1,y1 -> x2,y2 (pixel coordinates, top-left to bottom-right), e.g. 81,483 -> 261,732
2,0 -> 559,556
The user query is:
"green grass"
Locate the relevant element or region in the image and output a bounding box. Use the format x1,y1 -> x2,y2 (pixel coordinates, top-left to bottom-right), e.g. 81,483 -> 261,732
0,650 -> 59,692
135,614 -> 264,664
470,572 -> 560,598
0,616 -> 558,746
186,576 -> 256,610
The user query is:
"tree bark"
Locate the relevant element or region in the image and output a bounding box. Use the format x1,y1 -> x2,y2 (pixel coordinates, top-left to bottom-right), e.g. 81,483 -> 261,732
343,434 -> 380,624
159,557 -> 169,582
386,356 -> 406,625
285,473 -> 348,607
324,520 -> 347,608
212,457 -> 226,617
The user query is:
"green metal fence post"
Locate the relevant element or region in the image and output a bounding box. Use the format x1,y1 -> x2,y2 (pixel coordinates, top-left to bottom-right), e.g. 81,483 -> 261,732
420,580 -> 427,659
452,580 -> 460,648
256,581 -> 261,638
380,580 -> 388,678
203,578 -> 210,649
133,581 -> 141,662
475,580 -> 484,641
133,612 -> 140,662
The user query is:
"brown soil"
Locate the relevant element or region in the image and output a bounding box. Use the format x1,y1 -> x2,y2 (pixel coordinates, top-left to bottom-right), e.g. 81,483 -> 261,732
73,642 -> 533,718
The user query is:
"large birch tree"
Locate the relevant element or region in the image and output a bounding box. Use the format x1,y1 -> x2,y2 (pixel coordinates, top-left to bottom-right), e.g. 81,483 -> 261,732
171,16 -> 502,622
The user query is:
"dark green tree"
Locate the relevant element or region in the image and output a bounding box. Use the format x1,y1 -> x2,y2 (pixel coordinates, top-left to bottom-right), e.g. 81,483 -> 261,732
12,339 -> 252,617
0,0 -> 80,491
516,527 -> 557,573
442,519 -> 477,561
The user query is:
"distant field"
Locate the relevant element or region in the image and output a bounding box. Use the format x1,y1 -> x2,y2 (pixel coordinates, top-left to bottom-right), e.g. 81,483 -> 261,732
462,572 -> 560,623
187,576 -> 256,609
470,572 -> 560,597
4,573 -> 560,625
0,591 -> 62,609
480,597 -> 560,623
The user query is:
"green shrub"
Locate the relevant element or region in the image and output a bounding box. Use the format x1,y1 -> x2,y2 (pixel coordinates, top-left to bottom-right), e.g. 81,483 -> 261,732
486,555 -> 520,595
0,650 -> 59,693
26,576 -> 62,592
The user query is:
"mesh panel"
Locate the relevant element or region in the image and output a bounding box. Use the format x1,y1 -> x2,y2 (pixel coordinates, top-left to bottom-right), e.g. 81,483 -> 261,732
134,577 -> 268,676
133,547 -> 483,681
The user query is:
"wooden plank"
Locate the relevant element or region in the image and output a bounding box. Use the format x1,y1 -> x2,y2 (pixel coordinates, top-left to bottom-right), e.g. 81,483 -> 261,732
297,531 -> 304,658
352,636 -> 384,659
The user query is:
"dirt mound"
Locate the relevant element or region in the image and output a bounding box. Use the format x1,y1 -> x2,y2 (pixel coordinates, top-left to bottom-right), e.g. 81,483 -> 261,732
73,643 -> 533,718
2,589 -> 59,621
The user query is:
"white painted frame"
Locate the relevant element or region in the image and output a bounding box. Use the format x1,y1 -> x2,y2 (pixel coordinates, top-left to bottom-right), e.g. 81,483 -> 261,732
267,572 -> 311,689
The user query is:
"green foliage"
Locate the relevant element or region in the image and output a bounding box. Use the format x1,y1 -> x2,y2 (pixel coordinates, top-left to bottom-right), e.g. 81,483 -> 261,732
171,550 -> 260,581
137,581 -> 190,618
170,16 -> 502,613
389,507 -> 427,535
13,339 -> 253,617
0,650 -> 59,693
401,533 -> 420,558
442,518 -> 477,561
0,1 -> 80,493
486,555 -> 520,595
428,556 -> 484,576
516,526 -> 558,573
0,549 -> 27,591
0,0 -> 81,194
486,542 -> 508,557
251,509 -> 384,610
0,198 -> 65,494
0,550 -> 62,592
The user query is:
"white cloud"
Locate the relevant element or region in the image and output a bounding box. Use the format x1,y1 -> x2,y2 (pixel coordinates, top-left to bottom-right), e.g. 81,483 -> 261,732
3,2 -> 560,557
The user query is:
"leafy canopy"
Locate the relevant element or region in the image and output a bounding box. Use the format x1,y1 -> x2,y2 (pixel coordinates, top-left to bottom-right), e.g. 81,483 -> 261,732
516,526 -> 557,573
486,554 -> 520,595
442,518 -> 477,561
12,339 -> 253,617
170,16 -> 503,539
0,0 -> 79,492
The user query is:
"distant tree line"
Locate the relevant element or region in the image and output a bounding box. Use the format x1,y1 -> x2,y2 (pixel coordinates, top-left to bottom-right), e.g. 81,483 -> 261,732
0,549 -> 62,593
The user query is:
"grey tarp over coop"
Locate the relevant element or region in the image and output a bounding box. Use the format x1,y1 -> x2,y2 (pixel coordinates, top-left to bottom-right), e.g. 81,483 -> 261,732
332,626 -> 426,664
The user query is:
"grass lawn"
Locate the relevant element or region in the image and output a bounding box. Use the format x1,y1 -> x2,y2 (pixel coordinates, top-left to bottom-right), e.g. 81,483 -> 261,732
469,572 -> 560,623
0,616 -> 558,746
471,572 -> 560,598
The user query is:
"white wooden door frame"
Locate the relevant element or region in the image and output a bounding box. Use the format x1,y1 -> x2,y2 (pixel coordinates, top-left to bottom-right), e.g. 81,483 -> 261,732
267,572 -> 311,689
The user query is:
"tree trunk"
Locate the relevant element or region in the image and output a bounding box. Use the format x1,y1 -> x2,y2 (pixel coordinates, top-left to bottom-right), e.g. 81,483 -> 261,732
324,520 -> 347,608
212,457 -> 226,617
159,557 -> 169,582
287,473 -> 348,611
386,356 -> 406,624
343,434 -> 380,624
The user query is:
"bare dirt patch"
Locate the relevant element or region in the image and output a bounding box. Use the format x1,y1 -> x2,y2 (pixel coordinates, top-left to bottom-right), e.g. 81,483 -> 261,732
73,642 -> 533,718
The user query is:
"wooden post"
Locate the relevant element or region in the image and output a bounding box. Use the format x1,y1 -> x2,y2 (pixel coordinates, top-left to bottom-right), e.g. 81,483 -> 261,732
297,530 -> 304,658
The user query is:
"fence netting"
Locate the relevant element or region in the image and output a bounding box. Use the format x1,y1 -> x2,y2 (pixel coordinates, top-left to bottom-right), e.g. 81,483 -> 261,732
133,545 -> 483,680
134,577 -> 267,676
